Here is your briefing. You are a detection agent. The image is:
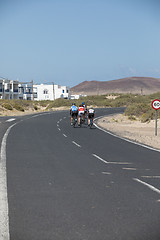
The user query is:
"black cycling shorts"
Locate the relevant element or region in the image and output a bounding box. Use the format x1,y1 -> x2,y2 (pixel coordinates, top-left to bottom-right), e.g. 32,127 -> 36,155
88,113 -> 94,119
71,111 -> 78,117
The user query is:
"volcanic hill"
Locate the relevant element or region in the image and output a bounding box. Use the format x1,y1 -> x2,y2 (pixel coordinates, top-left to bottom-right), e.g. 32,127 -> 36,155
71,77 -> 160,95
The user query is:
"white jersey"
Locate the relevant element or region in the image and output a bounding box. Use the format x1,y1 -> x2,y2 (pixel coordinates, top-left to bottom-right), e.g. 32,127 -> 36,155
88,109 -> 95,114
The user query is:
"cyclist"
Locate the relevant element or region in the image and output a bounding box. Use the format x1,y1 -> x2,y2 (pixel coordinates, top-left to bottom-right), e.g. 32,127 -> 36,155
82,101 -> 88,121
82,101 -> 87,114
70,103 -> 78,125
78,104 -> 85,126
87,106 -> 95,126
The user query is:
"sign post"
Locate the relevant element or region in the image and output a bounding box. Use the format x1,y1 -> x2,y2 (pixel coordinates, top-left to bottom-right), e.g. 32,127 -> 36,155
151,99 -> 160,136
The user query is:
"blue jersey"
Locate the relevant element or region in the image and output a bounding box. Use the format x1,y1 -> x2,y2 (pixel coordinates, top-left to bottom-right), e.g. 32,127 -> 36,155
70,105 -> 78,112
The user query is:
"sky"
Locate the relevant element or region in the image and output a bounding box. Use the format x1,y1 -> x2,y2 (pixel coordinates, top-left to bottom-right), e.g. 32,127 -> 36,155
0,0 -> 160,87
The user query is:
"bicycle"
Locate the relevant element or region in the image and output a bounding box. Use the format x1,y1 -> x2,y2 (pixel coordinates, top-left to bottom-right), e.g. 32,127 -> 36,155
79,114 -> 84,127
89,118 -> 93,128
73,115 -> 77,128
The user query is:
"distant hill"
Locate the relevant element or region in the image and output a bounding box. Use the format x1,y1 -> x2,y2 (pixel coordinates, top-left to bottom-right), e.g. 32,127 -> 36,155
71,77 -> 160,95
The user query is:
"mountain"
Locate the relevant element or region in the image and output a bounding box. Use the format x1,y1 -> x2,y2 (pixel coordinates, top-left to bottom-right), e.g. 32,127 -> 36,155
71,77 -> 160,95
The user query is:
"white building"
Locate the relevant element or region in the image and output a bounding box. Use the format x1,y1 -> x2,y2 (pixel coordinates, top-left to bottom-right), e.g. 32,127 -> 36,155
33,83 -> 70,101
0,78 -> 20,100
0,78 -> 70,101
18,83 -> 33,100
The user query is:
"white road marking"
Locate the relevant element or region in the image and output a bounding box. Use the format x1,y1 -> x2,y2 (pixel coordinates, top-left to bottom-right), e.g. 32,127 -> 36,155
63,134 -> 67,138
58,128 -> 61,131
94,116 -> 160,153
57,124 -> 59,127
72,141 -> 81,148
63,117 -> 66,119
123,168 -> 137,170
141,176 -> 160,179
102,172 -> 111,175
92,154 -> 108,164
0,122 -> 17,240
108,162 -> 132,165
6,118 -> 16,122
133,178 -> 160,194
60,119 -> 62,121
57,121 -> 59,124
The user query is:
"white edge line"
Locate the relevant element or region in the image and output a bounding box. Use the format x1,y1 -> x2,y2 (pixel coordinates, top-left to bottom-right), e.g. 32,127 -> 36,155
0,123 -> 17,240
72,141 -> 81,148
133,178 -> 160,194
94,115 -> 160,153
92,154 -> 108,164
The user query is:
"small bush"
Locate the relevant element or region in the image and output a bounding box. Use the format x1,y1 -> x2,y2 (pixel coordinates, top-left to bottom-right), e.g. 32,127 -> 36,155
13,103 -> 25,112
3,103 -> 13,110
128,115 -> 136,121
141,110 -> 155,123
34,105 -> 38,110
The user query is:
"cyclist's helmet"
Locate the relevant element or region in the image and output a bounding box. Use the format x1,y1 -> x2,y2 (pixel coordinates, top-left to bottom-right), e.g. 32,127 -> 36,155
72,103 -> 75,105
82,102 -> 84,105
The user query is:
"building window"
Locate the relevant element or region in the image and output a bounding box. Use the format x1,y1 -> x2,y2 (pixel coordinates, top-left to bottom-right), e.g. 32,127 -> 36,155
62,89 -> 64,93
43,89 -> 48,94
67,90 -> 69,93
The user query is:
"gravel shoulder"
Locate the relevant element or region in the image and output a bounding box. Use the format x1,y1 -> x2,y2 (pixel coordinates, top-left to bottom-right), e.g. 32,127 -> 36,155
96,113 -> 160,150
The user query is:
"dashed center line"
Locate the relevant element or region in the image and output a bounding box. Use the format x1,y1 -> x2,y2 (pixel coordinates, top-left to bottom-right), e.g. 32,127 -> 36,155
63,134 -> 67,138
108,162 -> 132,165
102,172 -> 111,175
141,176 -> 160,179
58,128 -> 61,131
123,168 -> 137,170
6,118 -> 16,122
92,154 -> 108,164
72,141 -> 81,148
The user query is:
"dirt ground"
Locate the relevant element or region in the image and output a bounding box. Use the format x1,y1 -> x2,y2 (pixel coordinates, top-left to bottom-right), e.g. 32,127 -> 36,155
96,113 -> 160,150
0,106 -> 69,116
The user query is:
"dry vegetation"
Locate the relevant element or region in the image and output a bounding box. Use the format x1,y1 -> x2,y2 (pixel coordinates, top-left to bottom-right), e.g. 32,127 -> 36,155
0,92 -> 160,121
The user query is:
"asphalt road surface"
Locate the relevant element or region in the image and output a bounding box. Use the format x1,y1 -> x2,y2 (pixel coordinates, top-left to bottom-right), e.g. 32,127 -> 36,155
1,108 -> 160,240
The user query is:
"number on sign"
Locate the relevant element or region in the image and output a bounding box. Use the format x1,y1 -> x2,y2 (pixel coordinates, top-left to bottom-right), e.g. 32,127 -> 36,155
152,99 -> 160,110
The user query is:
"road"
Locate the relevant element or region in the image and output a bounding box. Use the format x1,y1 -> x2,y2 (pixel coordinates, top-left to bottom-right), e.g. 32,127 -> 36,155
0,108 -> 160,240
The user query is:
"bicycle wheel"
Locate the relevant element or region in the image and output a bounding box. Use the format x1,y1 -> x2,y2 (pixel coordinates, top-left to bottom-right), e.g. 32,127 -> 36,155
73,116 -> 76,128
90,119 -> 93,129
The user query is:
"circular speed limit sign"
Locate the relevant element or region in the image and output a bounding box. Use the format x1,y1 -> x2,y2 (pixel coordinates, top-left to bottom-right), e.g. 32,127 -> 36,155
152,99 -> 160,110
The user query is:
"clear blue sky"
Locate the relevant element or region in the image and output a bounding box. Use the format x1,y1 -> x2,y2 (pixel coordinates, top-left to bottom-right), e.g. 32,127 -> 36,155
0,0 -> 160,87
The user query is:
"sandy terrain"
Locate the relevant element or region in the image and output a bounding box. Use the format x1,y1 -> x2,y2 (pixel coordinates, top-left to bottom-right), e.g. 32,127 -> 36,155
0,106 -> 69,116
96,114 -> 160,150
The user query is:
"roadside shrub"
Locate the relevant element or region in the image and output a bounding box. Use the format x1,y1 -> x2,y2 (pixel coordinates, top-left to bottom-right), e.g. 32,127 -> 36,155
2,103 -> 13,110
34,105 -> 38,110
13,103 -> 25,112
125,103 -> 149,117
128,115 -> 137,121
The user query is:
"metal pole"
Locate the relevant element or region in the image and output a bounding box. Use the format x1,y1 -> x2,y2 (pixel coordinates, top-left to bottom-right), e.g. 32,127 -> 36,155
32,80 -> 34,101
155,110 -> 157,136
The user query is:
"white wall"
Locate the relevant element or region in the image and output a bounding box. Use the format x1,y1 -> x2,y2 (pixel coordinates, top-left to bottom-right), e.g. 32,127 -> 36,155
54,85 -> 70,99
33,84 -> 54,101
33,84 -> 70,101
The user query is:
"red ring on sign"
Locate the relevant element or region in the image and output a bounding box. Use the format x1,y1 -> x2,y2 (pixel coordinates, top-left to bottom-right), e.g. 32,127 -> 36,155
152,99 -> 160,110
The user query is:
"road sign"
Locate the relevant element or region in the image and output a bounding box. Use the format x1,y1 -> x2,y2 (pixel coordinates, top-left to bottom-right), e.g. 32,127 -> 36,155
151,99 -> 160,110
